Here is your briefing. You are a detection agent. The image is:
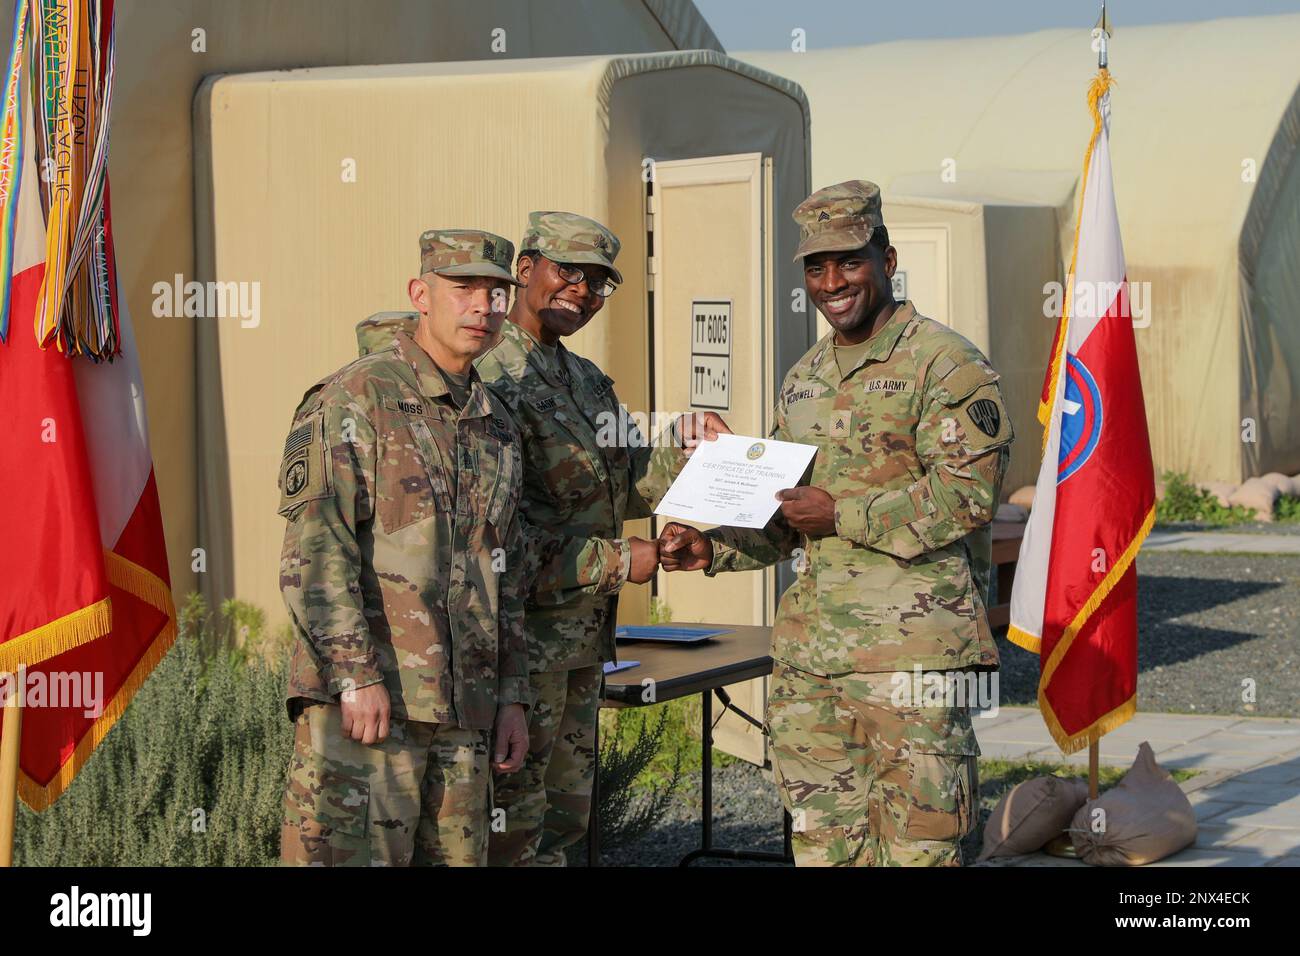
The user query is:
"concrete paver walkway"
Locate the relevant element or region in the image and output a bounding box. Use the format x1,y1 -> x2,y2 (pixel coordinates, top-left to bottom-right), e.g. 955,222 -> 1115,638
1143,530 -> 1300,554
973,706 -> 1300,866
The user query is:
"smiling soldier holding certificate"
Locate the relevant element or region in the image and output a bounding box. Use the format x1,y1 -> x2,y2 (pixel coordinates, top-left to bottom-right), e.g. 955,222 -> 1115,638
660,181 -> 1014,867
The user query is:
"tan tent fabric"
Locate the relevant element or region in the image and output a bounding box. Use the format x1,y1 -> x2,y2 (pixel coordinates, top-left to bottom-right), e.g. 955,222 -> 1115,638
741,14 -> 1300,484
0,0 -> 740,610
194,52 -> 810,624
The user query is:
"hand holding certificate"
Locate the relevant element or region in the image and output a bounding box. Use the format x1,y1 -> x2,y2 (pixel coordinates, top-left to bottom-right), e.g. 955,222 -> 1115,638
654,433 -> 818,529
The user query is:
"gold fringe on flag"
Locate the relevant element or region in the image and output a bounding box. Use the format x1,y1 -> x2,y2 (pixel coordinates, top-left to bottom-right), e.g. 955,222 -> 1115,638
1009,504 -> 1155,753
0,596 -> 111,674
16,551 -> 177,811
1041,690 -> 1137,756
104,550 -> 173,611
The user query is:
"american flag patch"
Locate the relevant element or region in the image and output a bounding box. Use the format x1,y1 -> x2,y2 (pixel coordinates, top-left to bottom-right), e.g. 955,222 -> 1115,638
283,422 -> 314,458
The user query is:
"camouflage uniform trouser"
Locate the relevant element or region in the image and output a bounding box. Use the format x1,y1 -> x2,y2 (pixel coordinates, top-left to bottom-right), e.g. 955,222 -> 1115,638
280,702 -> 492,866
487,664 -> 601,867
766,663 -> 979,867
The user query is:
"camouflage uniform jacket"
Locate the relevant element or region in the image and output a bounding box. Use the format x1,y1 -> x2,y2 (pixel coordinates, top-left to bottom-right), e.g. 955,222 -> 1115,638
475,320 -> 687,672
277,314 -> 529,729
706,301 -> 1013,676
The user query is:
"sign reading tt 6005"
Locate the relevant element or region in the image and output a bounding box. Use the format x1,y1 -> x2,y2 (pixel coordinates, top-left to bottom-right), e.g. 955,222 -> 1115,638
690,299 -> 731,411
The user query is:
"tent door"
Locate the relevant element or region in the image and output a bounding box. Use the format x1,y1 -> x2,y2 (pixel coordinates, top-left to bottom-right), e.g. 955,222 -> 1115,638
648,153 -> 774,766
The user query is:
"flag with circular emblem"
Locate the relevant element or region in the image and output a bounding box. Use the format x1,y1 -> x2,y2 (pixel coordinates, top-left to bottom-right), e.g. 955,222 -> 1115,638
1008,68 -> 1156,755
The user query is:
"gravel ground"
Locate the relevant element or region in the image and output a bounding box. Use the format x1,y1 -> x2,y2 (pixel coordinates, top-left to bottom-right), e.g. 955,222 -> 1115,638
580,761 -> 788,867
997,550 -> 1300,716
575,549 -> 1300,866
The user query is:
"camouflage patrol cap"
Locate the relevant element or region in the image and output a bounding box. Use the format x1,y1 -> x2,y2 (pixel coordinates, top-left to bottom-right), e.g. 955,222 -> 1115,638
519,211 -> 623,284
419,229 -> 521,286
792,180 -> 884,261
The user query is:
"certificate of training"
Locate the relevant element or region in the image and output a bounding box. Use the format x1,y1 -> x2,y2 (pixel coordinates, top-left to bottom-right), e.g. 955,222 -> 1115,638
655,433 -> 819,529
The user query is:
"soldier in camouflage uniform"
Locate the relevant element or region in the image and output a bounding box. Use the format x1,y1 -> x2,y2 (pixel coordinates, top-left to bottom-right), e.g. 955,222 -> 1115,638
475,211 -> 729,866
661,182 -> 1014,867
278,229 -> 531,866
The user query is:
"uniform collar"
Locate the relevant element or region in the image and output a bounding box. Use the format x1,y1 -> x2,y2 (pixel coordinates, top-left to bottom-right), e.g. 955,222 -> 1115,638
812,300 -> 915,382
502,319 -> 574,389
392,329 -> 493,419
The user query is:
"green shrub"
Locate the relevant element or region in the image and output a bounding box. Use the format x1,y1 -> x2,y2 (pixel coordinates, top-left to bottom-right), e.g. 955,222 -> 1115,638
15,597 -> 293,866
589,708 -> 683,854
13,589 -> 715,866
1156,472 -> 1254,525
647,597 -> 672,624
1276,494 -> 1300,523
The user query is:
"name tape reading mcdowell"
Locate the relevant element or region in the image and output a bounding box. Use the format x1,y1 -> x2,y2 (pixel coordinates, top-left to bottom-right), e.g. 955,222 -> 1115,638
690,299 -> 731,411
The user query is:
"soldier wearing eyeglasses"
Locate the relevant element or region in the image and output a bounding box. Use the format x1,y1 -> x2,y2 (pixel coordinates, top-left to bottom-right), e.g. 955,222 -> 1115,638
476,211 -> 730,865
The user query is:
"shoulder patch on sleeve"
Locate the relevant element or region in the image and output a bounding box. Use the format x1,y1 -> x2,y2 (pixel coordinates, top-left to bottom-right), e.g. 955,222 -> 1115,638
953,382 -> 1014,452
278,409 -> 332,516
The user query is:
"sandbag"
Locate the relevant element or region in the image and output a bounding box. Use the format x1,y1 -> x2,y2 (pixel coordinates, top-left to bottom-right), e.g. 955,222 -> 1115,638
996,503 -> 1029,523
1008,485 -> 1036,509
1069,742 -> 1197,865
979,774 -> 1089,861
1259,472 -> 1292,496
1228,477 -> 1278,521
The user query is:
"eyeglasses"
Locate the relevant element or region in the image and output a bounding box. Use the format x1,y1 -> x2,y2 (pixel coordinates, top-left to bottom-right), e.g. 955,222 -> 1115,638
551,258 -> 618,297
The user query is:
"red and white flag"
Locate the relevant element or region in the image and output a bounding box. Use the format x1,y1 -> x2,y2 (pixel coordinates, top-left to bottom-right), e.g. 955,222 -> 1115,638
1008,70 -> 1156,754
0,0 -> 174,810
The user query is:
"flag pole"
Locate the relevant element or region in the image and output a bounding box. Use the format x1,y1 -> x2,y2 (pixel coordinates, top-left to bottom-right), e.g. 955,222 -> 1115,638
1089,737 -> 1100,799
1096,1 -> 1109,70
0,691 -> 21,867
1088,0 -> 1109,808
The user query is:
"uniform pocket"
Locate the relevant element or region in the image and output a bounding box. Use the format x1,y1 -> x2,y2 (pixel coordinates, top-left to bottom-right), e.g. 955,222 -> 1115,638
281,763 -> 372,866
783,399 -> 826,445
904,751 -> 977,842
484,439 -> 520,527
601,439 -> 631,489
376,408 -> 442,533
876,547 -> 980,643
900,701 -> 979,843
813,536 -> 882,628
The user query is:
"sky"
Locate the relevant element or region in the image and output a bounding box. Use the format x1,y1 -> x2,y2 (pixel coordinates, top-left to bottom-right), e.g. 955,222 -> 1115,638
694,0 -> 1300,49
